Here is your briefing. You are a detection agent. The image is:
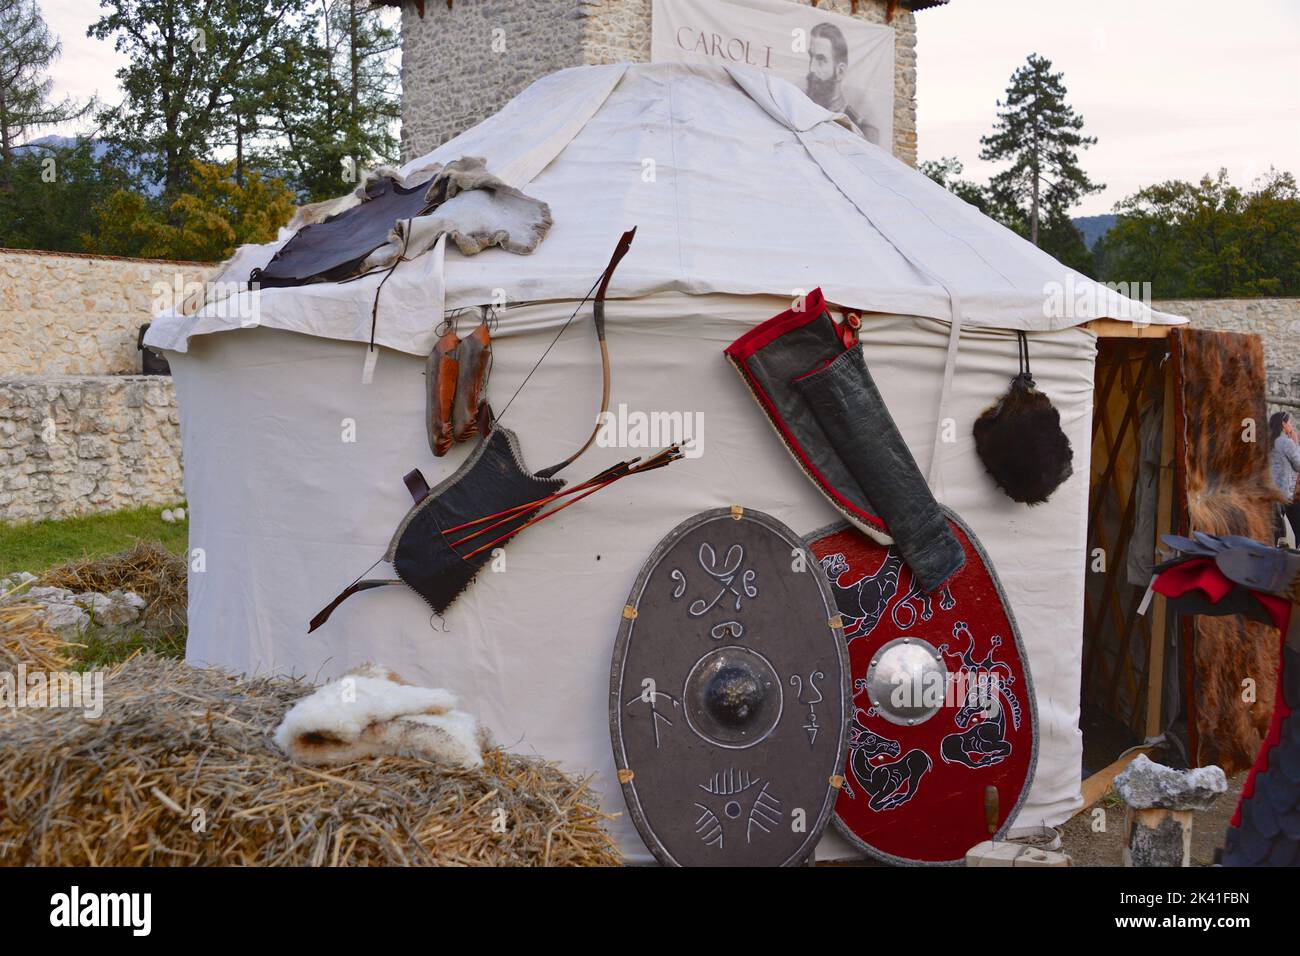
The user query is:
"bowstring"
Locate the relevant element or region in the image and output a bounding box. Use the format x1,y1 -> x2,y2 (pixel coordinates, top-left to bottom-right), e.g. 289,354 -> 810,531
493,271 -> 605,427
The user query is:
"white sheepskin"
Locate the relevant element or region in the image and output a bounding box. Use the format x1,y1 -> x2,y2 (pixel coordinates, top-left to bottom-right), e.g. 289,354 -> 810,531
192,157 -> 543,317
273,664 -> 487,769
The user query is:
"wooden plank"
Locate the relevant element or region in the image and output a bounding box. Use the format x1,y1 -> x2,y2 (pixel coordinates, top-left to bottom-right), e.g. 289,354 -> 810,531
1085,319 -> 1173,339
1144,356 -> 1177,738
1102,468 -> 1144,714
1076,747 -> 1156,813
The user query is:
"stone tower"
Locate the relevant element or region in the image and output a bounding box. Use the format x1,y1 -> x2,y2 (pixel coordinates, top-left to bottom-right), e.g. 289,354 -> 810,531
387,0 -> 948,166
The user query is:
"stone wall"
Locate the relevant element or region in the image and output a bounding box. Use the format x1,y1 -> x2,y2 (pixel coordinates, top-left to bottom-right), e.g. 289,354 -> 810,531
0,248 -> 217,376
400,0 -> 584,159
400,0 -> 922,165
1156,298 -> 1300,408
0,376 -> 183,524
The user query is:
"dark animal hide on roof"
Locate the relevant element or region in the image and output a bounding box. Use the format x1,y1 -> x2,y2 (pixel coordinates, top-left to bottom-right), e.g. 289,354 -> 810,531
1175,328 -> 1283,773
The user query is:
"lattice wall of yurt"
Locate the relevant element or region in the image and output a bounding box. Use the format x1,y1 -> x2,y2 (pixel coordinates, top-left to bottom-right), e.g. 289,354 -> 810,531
1082,333 -> 1177,746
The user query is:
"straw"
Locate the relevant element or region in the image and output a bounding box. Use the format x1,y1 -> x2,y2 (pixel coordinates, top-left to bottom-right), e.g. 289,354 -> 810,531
0,652 -> 621,867
35,541 -> 188,629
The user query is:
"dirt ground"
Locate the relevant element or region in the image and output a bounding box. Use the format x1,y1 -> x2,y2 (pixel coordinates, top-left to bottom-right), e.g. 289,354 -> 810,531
1059,772 -> 1246,866
820,768 -> 1247,867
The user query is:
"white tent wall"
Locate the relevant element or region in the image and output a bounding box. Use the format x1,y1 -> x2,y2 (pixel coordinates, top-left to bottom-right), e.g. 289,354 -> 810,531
169,291 -> 1095,861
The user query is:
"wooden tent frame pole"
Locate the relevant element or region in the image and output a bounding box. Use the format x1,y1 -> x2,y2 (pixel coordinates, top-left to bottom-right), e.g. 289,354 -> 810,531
1144,357 -> 1177,738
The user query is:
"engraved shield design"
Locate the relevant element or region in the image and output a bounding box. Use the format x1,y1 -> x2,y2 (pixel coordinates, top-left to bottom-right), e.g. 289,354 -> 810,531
610,507 -> 850,866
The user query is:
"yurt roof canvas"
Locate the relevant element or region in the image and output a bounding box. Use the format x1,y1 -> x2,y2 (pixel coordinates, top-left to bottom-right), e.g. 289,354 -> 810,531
147,63 -> 1181,357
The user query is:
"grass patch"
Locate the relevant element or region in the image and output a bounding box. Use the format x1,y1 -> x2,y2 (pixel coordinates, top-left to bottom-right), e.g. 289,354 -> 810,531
0,506 -> 187,576
71,628 -> 188,670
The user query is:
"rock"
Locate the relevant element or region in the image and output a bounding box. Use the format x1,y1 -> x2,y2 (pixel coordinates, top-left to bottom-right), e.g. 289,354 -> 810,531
1,578 -> 145,632
173,507 -> 186,521
40,602 -> 90,633
0,571 -> 37,593
74,592 -> 113,618
0,376 -> 183,523
22,586 -> 76,605
76,589 -> 145,626
161,508 -> 175,523
1114,754 -> 1228,811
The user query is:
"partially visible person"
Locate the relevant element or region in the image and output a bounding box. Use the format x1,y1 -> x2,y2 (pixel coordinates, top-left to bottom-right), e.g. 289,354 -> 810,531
1269,410 -> 1300,537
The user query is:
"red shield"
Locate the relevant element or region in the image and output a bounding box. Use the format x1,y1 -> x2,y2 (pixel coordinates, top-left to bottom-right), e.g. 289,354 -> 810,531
805,512 -> 1037,865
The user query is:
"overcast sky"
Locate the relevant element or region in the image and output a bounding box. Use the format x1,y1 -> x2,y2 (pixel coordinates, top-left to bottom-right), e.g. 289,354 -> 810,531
916,0 -> 1300,215
37,0 -> 1300,217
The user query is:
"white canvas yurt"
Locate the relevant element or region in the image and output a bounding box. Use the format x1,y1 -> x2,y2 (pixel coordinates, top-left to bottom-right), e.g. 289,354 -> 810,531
145,62 -> 1185,862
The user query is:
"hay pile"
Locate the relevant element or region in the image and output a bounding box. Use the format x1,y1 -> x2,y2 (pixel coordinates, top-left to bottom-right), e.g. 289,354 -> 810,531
0,653 -> 621,866
36,541 -> 187,629
0,603 -> 73,673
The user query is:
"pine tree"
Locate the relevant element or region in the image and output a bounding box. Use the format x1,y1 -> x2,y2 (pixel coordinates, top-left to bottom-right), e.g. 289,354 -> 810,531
980,53 -> 1101,247
0,0 -> 91,181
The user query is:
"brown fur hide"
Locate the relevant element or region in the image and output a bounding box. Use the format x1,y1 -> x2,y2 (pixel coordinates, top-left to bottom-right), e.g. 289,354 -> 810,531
1174,328 -> 1282,773
973,374 -> 1074,504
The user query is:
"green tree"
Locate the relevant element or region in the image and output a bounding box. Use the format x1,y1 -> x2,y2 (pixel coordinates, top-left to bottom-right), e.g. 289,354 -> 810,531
85,186 -> 167,257
1236,169 -> 1300,296
1098,168 -> 1300,297
0,139 -> 134,251
89,0 -> 312,197
262,0 -> 400,201
1037,211 -> 1095,277
919,155 -> 990,213
980,53 -> 1101,247
920,153 -> 1095,275
0,0 -> 91,181
87,160 -> 295,261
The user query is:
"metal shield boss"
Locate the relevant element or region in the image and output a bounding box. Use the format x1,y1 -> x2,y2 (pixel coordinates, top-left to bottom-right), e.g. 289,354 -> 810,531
805,509 -> 1039,865
610,507 -> 850,866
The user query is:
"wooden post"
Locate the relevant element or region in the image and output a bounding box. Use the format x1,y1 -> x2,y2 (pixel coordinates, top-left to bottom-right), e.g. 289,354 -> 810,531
1124,807 -> 1193,867
1145,355 -> 1177,738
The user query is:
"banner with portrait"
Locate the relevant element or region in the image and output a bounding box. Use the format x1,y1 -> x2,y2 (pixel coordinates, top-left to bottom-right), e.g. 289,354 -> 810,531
651,0 -> 896,149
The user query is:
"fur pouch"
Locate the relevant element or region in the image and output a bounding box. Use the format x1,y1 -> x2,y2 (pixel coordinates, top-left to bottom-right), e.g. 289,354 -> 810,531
973,332 -> 1073,505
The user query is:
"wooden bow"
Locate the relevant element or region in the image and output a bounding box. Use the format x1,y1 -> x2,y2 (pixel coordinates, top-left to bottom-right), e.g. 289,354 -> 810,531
536,226 -> 637,478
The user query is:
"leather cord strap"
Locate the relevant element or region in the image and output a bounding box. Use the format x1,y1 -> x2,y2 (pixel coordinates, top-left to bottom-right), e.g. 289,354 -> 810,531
403,468 -> 431,504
